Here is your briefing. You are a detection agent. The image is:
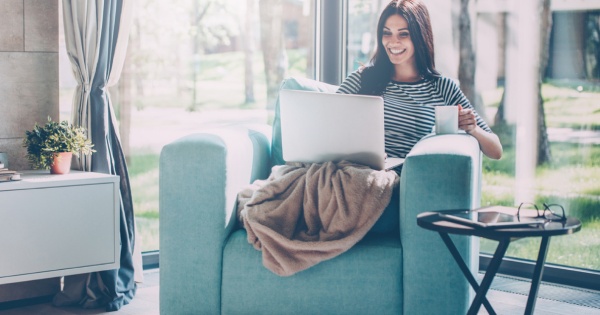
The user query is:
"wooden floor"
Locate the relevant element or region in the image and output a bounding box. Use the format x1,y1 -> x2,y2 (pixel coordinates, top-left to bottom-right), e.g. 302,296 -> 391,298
0,269 -> 598,315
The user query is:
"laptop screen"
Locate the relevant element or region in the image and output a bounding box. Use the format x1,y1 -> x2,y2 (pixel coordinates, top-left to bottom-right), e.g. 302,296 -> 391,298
279,89 -> 390,170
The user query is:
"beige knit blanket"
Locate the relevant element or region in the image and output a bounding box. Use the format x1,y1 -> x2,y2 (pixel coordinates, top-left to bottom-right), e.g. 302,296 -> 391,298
237,161 -> 398,276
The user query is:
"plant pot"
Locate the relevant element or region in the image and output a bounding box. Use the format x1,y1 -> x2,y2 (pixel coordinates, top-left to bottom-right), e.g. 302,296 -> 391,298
50,152 -> 73,174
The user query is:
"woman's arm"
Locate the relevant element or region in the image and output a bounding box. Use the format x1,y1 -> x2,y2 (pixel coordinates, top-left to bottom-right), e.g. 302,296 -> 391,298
441,77 -> 502,160
458,104 -> 503,160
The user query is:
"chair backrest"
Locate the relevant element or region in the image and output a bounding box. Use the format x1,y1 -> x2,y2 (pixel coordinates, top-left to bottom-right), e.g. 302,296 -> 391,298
270,77 -> 339,166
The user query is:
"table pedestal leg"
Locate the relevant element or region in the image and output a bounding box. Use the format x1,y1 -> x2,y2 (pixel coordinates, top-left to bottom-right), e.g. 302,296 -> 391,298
439,232 -> 497,315
524,236 -> 551,315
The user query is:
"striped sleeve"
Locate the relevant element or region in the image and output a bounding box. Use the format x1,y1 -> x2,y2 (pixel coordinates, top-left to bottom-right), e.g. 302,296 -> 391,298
337,71 -> 362,94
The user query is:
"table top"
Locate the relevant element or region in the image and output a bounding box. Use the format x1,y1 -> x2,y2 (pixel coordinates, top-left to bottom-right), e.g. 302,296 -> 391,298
417,207 -> 582,240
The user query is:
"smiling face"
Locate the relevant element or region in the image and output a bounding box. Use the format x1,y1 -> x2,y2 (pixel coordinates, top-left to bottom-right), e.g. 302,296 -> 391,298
381,14 -> 417,76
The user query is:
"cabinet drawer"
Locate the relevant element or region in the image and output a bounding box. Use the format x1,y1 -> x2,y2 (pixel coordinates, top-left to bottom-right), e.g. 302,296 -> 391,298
0,183 -> 117,280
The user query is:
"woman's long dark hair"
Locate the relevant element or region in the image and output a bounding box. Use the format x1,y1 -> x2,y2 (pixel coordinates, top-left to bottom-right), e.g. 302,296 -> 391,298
358,0 -> 440,95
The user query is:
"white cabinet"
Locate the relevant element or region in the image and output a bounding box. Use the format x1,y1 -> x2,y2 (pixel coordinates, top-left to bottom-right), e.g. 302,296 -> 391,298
0,171 -> 120,284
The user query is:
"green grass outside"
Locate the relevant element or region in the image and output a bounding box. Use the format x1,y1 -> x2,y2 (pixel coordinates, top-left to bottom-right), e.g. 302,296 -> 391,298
479,83 -> 600,270
481,219 -> 600,270
129,154 -> 160,251
542,83 -> 600,130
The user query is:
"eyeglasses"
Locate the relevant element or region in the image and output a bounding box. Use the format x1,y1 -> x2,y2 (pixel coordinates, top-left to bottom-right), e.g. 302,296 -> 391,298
517,202 -> 567,222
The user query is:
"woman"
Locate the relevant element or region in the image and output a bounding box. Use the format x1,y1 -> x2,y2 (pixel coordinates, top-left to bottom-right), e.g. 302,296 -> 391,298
338,0 -> 502,160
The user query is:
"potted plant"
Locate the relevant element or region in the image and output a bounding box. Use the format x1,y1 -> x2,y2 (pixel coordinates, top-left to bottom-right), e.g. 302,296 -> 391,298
23,117 -> 95,174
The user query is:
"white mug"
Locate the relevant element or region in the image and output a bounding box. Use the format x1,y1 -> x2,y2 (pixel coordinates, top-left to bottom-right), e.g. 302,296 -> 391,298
435,106 -> 459,134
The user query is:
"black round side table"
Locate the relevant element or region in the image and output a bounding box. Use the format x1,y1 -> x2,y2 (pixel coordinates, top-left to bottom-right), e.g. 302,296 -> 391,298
417,208 -> 581,315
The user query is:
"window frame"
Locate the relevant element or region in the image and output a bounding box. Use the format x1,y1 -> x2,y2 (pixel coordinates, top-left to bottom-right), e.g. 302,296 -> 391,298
316,0 -> 347,85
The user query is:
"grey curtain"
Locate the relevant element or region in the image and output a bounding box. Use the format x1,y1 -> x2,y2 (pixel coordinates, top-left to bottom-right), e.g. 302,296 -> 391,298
54,0 -> 137,312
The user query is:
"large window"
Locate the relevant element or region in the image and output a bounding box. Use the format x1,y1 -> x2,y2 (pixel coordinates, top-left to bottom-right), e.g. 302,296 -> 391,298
59,0 -> 600,281
60,0 -> 316,252
346,0 -> 600,279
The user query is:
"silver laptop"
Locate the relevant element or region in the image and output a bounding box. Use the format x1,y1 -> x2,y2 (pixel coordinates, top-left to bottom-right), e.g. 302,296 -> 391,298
279,89 -> 404,171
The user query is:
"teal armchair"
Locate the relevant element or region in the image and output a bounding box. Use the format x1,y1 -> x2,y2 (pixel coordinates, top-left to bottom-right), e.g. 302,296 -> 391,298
159,77 -> 482,314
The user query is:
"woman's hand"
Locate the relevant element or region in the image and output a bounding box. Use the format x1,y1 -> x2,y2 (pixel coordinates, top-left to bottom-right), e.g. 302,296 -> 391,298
458,104 -> 476,133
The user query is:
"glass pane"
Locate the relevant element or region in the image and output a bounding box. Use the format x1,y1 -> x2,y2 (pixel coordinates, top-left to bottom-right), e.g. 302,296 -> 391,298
347,0 -> 388,74
59,0 -> 316,252
346,1 -> 600,272
478,9 -> 600,271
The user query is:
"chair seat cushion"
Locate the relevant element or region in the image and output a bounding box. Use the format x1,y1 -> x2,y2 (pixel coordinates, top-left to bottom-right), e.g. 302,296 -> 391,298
221,229 -> 403,315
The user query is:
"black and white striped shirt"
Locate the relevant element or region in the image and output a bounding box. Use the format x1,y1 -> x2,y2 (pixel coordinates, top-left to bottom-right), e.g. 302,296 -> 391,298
337,70 -> 491,158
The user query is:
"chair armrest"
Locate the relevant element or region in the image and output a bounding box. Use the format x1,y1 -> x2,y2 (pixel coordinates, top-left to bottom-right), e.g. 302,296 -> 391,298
400,134 -> 481,315
159,125 -> 271,314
